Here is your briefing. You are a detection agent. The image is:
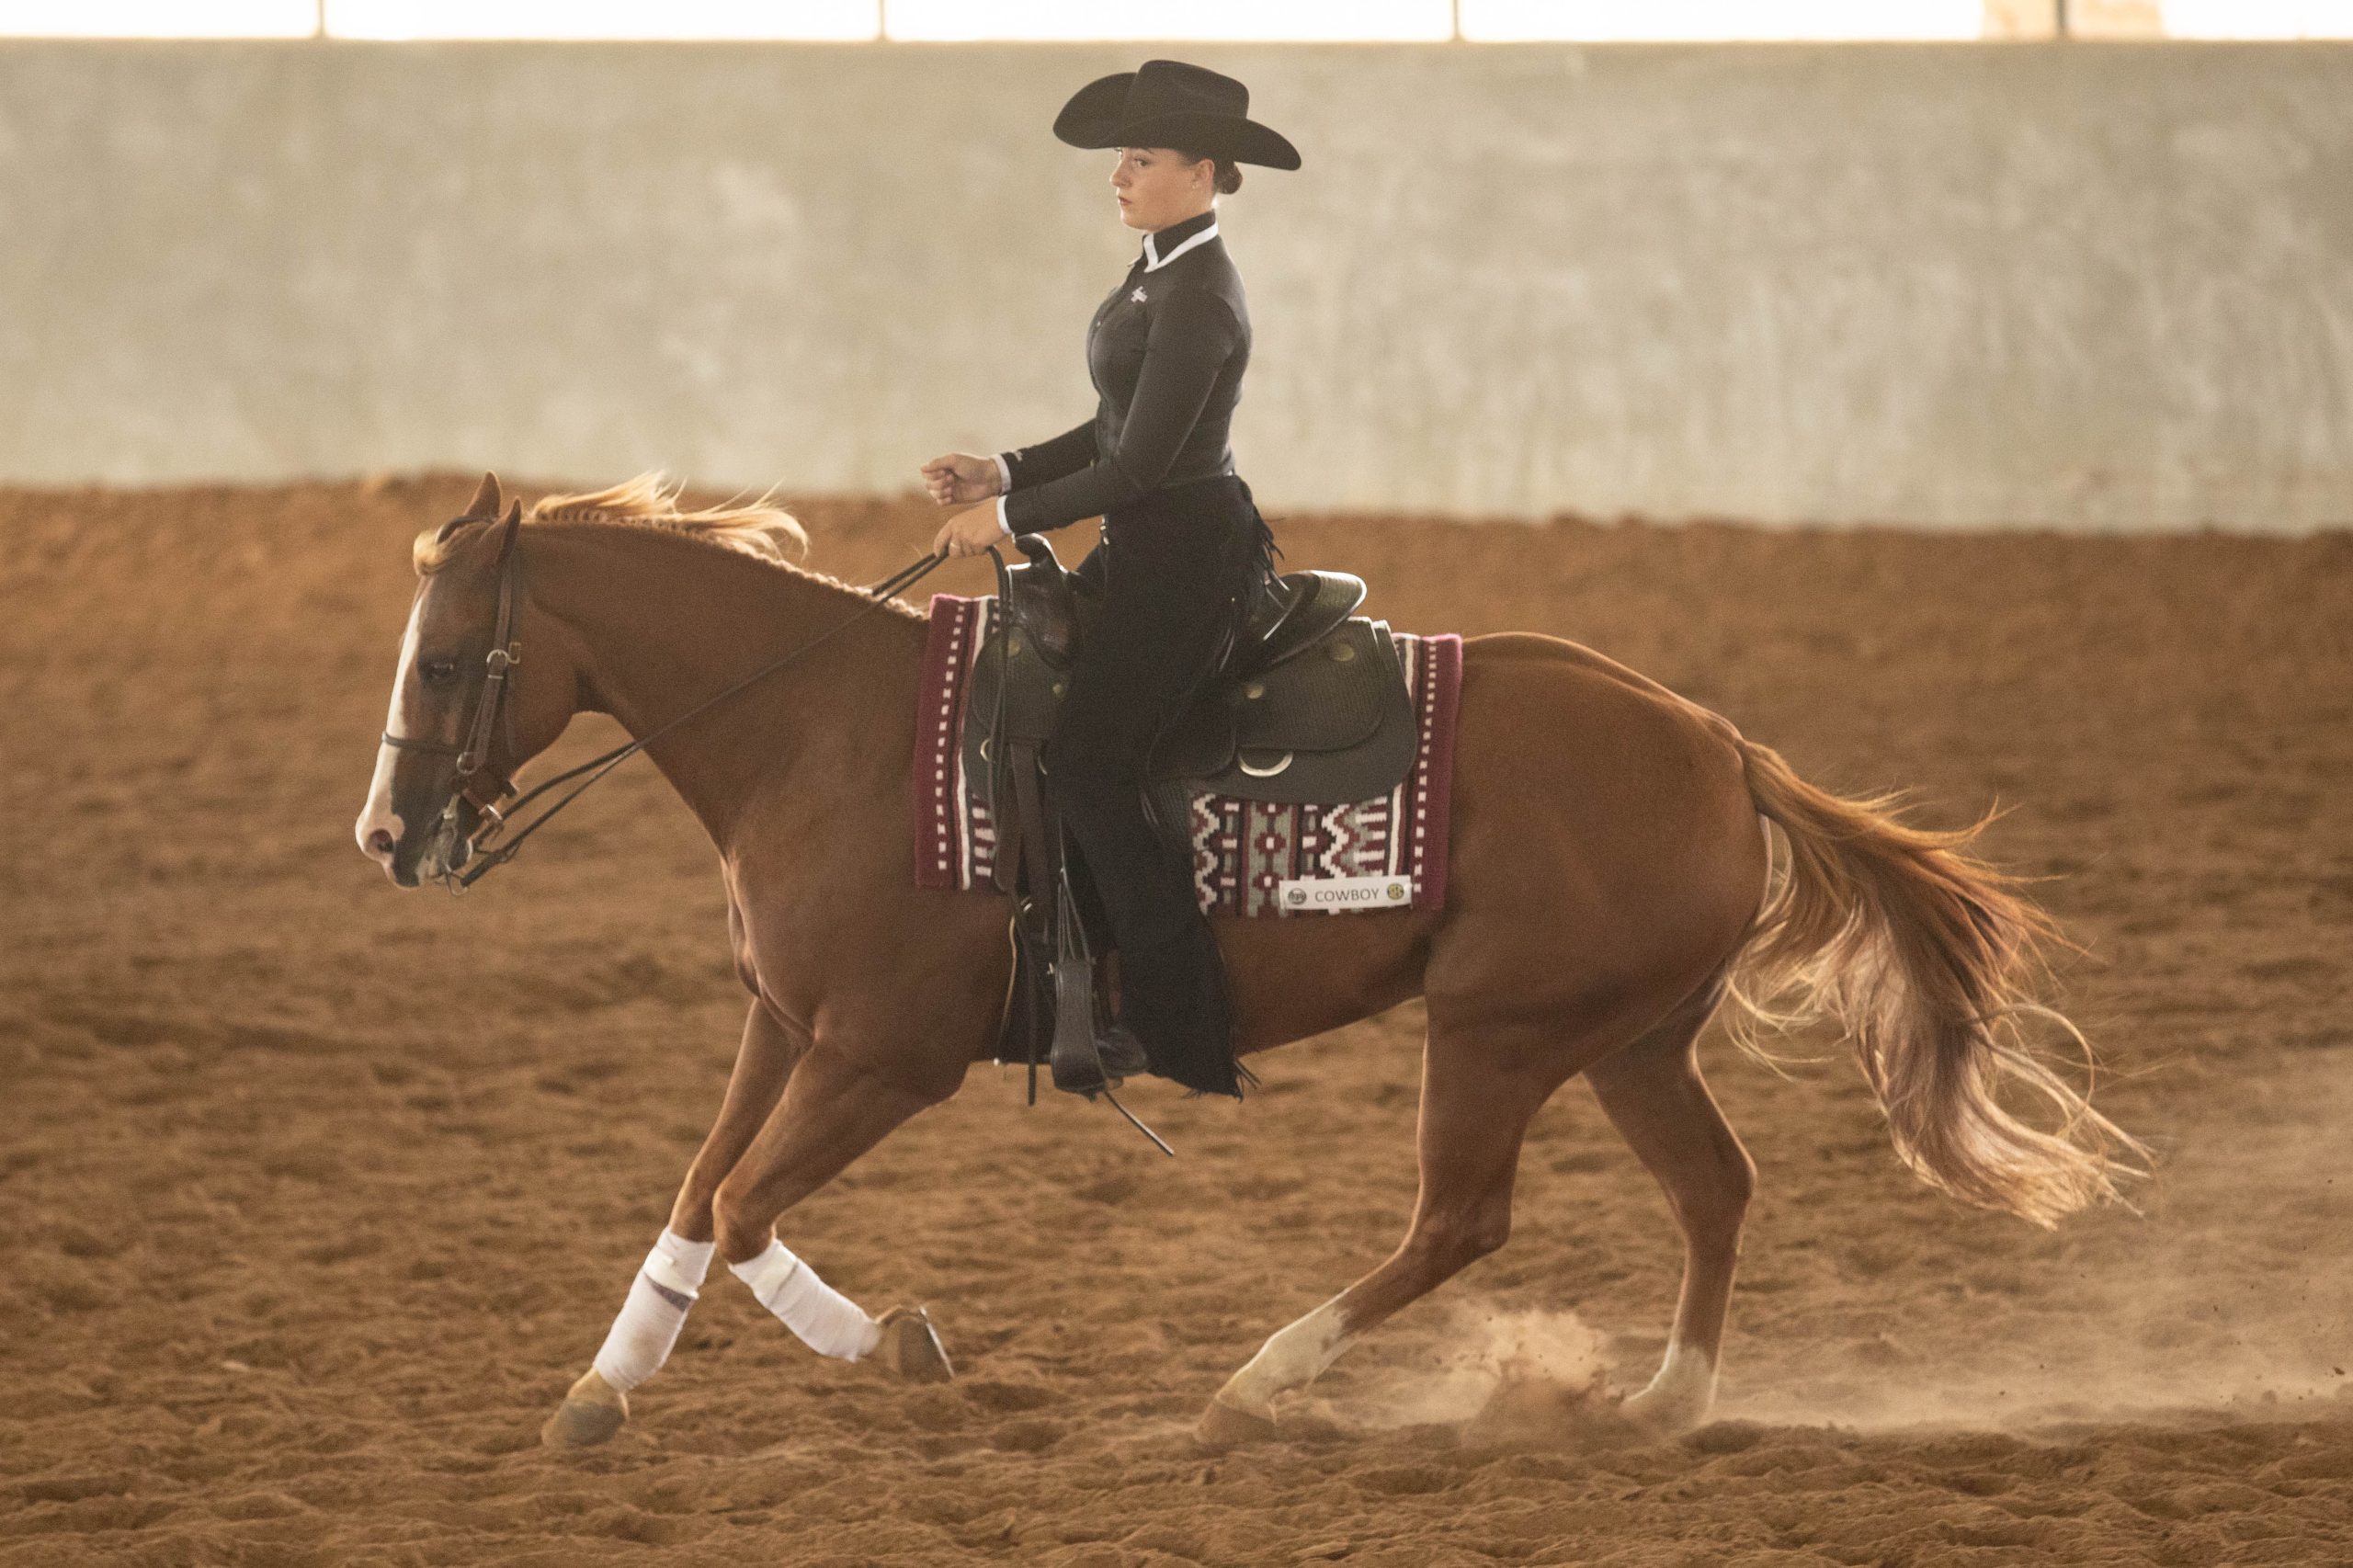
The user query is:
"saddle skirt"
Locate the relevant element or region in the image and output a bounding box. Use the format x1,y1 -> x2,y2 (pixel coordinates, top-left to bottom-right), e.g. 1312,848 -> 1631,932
913,592 -> 1463,917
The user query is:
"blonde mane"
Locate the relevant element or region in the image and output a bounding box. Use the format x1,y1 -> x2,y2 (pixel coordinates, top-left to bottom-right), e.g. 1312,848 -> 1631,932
408,472 -> 924,623
411,472 -> 810,574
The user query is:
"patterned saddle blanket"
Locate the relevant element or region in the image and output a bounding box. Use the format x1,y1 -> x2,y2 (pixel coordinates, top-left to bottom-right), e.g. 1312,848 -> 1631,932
913,593 -> 1463,917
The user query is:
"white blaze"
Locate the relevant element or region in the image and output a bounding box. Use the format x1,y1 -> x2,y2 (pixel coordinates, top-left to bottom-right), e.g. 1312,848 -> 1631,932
355,592 -> 426,869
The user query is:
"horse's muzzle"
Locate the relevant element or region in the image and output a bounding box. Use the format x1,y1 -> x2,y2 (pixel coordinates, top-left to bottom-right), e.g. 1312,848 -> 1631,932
392,795 -> 483,888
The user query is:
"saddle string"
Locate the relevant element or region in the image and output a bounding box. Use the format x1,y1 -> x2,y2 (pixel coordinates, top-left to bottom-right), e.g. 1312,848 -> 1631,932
444,549 -> 947,892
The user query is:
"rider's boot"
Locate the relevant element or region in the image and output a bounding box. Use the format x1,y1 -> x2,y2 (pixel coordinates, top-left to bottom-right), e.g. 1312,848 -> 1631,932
1108,920 -> 1238,1098
1093,1019 -> 1151,1080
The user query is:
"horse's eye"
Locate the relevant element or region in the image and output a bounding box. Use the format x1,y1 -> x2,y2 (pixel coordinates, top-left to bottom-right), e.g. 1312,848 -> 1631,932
420,659 -> 460,687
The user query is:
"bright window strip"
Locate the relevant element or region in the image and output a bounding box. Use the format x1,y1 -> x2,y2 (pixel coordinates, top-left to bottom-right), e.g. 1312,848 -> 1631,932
1459,0 -> 1986,40
2161,0 -> 2353,36
884,0 -> 1452,40
324,0 -> 878,39
7,0 -> 2349,41
0,0 -> 315,34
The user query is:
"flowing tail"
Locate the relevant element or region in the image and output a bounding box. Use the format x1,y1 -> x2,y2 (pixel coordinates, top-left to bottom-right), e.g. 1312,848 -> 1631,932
1728,741 -> 2148,1227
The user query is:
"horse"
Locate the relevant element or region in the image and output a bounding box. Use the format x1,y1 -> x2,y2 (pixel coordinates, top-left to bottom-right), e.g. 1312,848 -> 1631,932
354,472 -> 2145,1449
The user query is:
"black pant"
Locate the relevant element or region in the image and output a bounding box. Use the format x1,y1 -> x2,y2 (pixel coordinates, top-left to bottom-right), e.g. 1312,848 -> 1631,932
1045,474 -> 1273,1091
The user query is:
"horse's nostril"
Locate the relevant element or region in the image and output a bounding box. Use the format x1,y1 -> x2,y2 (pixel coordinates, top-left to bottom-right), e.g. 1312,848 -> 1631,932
369,829 -> 396,857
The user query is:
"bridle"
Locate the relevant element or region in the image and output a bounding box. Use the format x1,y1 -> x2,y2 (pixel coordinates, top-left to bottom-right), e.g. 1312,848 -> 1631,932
381,506 -> 529,810
380,506 -> 945,893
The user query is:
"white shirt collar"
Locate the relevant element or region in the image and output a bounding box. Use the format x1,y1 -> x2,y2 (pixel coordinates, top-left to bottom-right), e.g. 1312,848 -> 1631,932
1141,216 -> 1220,273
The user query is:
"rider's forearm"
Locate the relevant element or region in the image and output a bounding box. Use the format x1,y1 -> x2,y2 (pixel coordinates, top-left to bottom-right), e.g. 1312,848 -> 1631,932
1000,419 -> 1099,496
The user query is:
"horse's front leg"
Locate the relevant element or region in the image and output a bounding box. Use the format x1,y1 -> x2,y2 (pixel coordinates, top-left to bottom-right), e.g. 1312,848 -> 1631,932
543,1011 -> 959,1447
708,1029 -> 962,1382
542,997 -> 805,1448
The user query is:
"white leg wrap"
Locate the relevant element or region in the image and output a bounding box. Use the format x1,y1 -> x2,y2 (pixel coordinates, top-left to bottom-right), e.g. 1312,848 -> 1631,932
1216,1295 -> 1352,1419
589,1229 -> 715,1393
1623,1338 -> 1719,1429
728,1238 -> 881,1362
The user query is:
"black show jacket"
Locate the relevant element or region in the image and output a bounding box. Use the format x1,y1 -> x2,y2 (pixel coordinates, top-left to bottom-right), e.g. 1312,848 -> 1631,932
995,208 -> 1249,533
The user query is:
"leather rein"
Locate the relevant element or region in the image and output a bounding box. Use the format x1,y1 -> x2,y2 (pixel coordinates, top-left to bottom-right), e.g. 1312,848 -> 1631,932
381,506 -> 945,892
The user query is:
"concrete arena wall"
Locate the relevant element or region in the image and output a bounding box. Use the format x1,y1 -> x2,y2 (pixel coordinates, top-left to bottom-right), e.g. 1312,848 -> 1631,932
1,40 -> 2347,529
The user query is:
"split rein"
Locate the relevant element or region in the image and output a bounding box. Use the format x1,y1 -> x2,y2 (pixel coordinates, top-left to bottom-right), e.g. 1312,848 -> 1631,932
386,512 -> 949,893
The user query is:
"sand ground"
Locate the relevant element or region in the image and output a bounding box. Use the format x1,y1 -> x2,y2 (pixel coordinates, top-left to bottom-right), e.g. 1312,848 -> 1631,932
3,477 -> 2349,1566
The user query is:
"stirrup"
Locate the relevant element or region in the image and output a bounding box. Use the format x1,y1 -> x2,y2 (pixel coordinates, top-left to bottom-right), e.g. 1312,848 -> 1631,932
1046,852 -> 1121,1097
1047,916 -> 1108,1098
1049,974 -> 1109,1096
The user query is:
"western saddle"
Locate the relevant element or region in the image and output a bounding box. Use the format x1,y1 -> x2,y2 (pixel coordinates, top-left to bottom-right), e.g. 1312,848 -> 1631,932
973,533 -> 1418,1102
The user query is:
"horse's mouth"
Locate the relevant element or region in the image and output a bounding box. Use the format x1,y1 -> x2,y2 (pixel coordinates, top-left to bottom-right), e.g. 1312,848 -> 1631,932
399,796 -> 483,887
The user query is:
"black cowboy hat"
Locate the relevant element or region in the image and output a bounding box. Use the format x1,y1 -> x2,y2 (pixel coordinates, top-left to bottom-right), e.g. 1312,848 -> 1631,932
1052,59 -> 1302,171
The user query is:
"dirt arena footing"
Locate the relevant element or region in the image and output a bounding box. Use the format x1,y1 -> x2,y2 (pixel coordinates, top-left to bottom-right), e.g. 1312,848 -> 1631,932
3,477 -> 2348,1566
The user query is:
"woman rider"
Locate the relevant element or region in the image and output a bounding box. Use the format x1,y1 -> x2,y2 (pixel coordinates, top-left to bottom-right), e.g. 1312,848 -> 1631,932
923,60 -> 1299,1099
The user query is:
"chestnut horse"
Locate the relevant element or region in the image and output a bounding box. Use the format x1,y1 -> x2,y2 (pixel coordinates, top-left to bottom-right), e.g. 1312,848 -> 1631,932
355,474 -> 2143,1448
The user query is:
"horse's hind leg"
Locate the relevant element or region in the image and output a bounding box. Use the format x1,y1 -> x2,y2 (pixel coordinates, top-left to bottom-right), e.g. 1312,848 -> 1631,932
1581,974 -> 1755,1434
1197,1041 -> 1554,1445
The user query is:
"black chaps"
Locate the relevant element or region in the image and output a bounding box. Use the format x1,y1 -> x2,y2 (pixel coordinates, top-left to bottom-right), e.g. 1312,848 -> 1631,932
1042,473 -> 1277,1091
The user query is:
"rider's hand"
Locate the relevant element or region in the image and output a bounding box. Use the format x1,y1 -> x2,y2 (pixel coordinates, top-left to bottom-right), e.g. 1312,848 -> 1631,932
932,503 -> 1010,559
919,452 -> 1004,506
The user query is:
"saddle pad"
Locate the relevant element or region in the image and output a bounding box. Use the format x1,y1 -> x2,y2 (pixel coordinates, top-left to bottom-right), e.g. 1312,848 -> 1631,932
913,593 -> 1462,917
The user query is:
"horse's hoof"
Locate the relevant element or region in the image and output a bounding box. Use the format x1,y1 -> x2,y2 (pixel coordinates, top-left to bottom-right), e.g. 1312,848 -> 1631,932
873,1305 -> 954,1384
1194,1396 -> 1279,1449
540,1368 -> 628,1448
1618,1390 -> 1711,1438
1617,1353 -> 1717,1437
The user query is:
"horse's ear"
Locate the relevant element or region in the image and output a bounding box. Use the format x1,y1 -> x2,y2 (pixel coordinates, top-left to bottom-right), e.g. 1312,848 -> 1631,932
463,471 -> 503,520
494,498 -> 524,559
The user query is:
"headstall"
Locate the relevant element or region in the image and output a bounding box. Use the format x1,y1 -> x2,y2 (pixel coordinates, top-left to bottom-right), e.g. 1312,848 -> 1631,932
381,507 -> 944,892
379,506 -> 527,831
